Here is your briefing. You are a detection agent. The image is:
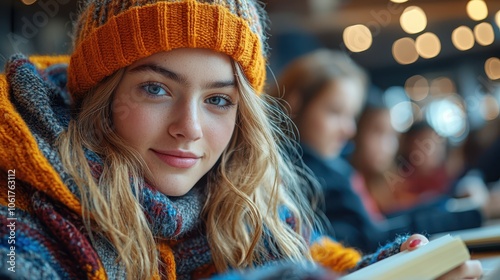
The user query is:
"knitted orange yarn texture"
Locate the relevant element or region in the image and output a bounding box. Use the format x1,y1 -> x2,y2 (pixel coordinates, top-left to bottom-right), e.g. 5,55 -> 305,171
0,68 -> 81,214
29,55 -> 71,70
156,241 -> 177,280
68,1 -> 266,104
310,237 -> 362,274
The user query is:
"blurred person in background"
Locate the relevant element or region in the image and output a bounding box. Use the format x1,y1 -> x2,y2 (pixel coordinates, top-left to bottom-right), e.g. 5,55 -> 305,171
349,90 -> 400,217
350,93 -> 500,226
270,48 -> 489,255
390,121 -> 453,212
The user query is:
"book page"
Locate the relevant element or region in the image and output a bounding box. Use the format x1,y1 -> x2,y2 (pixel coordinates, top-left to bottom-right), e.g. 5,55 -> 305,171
432,224 -> 500,248
340,235 -> 470,280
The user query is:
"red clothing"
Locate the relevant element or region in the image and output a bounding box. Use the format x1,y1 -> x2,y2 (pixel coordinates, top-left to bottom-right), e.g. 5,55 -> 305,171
392,166 -> 452,212
351,171 -> 385,221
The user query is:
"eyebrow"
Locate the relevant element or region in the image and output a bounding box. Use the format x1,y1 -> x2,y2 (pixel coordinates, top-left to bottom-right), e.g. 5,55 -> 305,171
128,63 -> 236,89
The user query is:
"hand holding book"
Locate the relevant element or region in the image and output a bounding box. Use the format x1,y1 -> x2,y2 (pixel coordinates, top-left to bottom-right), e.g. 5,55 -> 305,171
401,234 -> 483,280
341,234 -> 484,280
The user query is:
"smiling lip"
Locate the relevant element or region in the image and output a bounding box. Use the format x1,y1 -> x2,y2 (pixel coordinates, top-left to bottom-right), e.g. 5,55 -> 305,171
152,149 -> 200,168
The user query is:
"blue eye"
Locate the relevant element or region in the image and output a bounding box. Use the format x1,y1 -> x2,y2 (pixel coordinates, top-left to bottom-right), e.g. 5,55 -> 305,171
142,83 -> 168,96
206,95 -> 235,109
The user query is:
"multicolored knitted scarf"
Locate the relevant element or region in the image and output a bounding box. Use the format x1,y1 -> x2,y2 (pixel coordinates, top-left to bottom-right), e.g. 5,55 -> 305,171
0,54 -> 407,279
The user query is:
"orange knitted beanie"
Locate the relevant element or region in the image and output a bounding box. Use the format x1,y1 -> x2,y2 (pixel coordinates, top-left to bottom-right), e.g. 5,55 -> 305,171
67,0 -> 268,103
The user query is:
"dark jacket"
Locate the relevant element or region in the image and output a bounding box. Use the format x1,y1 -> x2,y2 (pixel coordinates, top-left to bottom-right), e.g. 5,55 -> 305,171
469,137 -> 500,184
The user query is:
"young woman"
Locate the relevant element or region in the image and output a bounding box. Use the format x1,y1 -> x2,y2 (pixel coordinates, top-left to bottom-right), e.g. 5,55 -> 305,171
270,48 -> 482,279
0,1 -> 479,279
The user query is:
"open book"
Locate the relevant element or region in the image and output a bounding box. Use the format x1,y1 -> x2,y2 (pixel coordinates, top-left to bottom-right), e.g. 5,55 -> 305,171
340,235 -> 470,280
431,224 -> 500,251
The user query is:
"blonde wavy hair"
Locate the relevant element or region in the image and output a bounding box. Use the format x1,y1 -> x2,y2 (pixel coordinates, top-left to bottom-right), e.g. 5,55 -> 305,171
58,60 -> 320,279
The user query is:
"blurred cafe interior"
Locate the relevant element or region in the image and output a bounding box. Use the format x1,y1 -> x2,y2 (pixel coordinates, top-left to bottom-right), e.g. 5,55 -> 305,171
263,0 -> 500,153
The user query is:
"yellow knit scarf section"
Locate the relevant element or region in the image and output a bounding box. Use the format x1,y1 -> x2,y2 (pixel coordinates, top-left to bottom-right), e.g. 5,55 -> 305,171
0,56 -> 81,213
310,237 -> 362,273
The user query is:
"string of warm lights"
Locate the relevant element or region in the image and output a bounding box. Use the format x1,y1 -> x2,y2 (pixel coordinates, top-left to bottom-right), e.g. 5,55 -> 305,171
342,1 -> 500,140
342,0 -> 499,80
463,0 -> 498,82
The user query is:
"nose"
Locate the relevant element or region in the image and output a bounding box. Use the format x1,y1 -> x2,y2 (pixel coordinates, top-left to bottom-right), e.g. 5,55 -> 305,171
168,100 -> 203,141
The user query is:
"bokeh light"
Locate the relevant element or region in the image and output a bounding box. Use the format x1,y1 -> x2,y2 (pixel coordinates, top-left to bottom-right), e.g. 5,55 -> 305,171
496,10 -> 500,28
474,22 -> 494,46
466,0 -> 488,21
405,75 -> 429,101
400,6 -> 427,34
343,24 -> 373,53
430,77 -> 456,95
393,37 -> 419,65
425,97 -> 467,139
452,26 -> 475,51
485,57 -> 500,80
415,32 -> 441,59
391,102 -> 414,132
481,94 -> 500,121
412,102 -> 424,122
385,87 -> 414,132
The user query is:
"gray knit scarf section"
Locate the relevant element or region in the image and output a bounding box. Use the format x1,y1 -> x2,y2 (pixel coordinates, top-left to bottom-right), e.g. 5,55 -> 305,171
5,53 -> 206,240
